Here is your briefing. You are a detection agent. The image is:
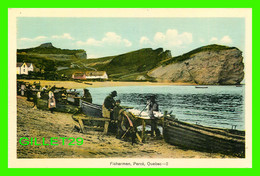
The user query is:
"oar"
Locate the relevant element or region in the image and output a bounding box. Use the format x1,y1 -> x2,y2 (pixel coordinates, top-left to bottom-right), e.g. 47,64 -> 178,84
121,127 -> 131,139
138,103 -> 149,116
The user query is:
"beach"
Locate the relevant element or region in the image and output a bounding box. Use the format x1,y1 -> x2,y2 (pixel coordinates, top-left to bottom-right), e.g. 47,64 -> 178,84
17,95 -> 235,158
18,79 -> 196,89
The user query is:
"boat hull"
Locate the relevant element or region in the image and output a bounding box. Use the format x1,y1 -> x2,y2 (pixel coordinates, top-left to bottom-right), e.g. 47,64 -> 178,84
163,117 -> 245,157
80,100 -> 103,118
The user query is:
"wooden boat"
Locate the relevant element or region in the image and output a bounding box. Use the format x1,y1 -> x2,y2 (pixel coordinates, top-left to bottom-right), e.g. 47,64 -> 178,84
195,86 -> 208,88
80,100 -> 102,118
163,116 -> 245,157
67,92 -> 81,106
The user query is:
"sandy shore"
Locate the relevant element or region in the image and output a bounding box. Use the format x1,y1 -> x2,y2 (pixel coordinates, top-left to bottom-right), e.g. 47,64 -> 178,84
18,79 -> 196,89
17,96 -> 233,158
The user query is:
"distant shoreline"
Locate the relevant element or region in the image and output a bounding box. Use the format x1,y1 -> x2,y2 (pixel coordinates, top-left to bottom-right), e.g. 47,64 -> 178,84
17,79 -> 197,89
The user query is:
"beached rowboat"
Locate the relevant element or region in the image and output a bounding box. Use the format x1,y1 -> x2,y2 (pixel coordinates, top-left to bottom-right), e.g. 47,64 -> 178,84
163,116 -> 245,157
80,100 -> 103,118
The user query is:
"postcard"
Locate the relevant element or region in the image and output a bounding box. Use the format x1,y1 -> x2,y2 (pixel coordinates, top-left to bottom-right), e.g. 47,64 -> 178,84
8,8 -> 252,168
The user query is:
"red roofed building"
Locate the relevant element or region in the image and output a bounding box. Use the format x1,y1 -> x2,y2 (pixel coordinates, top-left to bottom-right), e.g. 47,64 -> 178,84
72,71 -> 108,80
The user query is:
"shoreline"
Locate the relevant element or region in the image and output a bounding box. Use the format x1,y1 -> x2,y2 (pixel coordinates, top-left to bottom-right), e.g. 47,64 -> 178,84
16,96 -> 234,158
18,79 -> 197,89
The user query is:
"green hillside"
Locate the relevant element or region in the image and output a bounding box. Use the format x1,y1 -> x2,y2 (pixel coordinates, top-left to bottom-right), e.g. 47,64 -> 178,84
81,48 -> 171,80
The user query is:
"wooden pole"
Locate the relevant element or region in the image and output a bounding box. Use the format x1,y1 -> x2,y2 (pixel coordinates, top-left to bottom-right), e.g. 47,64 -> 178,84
78,118 -> 87,134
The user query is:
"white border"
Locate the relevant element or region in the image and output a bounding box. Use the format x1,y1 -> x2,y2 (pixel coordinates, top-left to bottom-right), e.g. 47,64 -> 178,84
8,8 -> 252,168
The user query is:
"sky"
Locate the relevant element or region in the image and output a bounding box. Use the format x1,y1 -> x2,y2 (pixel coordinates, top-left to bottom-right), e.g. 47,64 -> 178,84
17,18 -> 245,58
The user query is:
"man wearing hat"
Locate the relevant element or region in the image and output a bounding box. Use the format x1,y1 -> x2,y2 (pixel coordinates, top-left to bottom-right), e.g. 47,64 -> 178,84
82,88 -> 92,103
147,95 -> 160,137
102,91 -> 117,119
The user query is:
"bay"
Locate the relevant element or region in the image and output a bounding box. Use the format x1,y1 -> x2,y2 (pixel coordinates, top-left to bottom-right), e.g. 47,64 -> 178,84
78,85 -> 245,130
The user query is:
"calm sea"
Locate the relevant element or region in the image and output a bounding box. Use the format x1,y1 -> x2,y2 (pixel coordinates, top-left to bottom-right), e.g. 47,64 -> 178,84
78,85 -> 245,130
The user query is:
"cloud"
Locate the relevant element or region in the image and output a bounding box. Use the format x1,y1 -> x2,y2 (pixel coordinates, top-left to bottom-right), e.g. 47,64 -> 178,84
20,36 -> 47,41
210,35 -> 232,45
154,32 -> 166,44
199,38 -> 205,43
220,35 -> 232,44
140,29 -> 193,48
51,33 -> 74,40
19,33 -> 75,43
210,37 -> 218,43
76,32 -> 132,47
139,36 -> 152,45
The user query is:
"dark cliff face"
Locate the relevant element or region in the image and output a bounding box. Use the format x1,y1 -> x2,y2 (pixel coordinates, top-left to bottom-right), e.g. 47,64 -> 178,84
148,48 -> 244,85
38,42 -> 55,48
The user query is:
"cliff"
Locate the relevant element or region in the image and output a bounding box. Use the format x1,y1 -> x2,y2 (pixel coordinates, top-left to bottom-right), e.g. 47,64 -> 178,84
17,42 -> 87,60
148,45 -> 244,85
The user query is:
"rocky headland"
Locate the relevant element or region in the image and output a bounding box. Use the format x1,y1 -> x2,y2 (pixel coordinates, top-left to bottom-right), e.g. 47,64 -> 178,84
148,46 -> 244,85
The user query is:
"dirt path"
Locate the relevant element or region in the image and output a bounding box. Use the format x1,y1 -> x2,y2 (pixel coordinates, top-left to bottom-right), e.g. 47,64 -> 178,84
17,96 -> 233,158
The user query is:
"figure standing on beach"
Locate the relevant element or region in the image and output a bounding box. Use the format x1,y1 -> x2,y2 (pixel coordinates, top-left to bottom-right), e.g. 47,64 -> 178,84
147,95 -> 160,137
102,91 -> 117,119
48,87 -> 56,113
32,91 -> 38,109
21,84 -> 26,96
82,88 -> 92,103
26,84 -> 32,101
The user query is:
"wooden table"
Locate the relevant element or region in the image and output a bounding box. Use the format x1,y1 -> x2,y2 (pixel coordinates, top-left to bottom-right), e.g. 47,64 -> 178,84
73,115 -> 110,134
136,116 -> 164,142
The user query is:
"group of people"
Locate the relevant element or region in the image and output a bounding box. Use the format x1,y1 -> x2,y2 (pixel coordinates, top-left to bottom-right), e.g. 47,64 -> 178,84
102,91 -> 161,138
18,81 -> 161,137
18,81 -> 95,114
18,82 -> 58,113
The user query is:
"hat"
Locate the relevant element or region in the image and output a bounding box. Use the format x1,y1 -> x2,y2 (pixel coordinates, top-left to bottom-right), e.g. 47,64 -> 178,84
149,95 -> 156,100
111,91 -> 117,97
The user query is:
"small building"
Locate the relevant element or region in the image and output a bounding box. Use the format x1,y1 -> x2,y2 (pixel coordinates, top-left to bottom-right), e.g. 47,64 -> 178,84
16,62 -> 34,75
85,71 -> 108,80
16,62 -> 28,75
72,71 -> 108,80
26,63 -> 34,72
72,72 -> 86,80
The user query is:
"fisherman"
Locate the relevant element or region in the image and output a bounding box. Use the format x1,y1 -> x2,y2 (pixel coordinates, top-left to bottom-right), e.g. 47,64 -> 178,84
42,85 -> 47,92
26,84 -> 32,101
102,91 -> 117,119
82,88 -> 92,103
147,95 -> 160,137
112,100 -> 127,138
113,100 -> 122,121
21,83 -> 26,96
48,87 -> 56,113
32,91 -> 38,109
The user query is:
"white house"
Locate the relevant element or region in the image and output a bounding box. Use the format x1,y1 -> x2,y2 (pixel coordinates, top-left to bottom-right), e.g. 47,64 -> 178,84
72,71 -> 108,80
85,71 -> 108,79
26,63 -> 34,72
16,62 -> 28,75
16,62 -> 34,75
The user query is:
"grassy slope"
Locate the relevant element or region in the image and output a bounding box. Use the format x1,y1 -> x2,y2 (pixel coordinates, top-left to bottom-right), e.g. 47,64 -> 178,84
91,48 -> 166,80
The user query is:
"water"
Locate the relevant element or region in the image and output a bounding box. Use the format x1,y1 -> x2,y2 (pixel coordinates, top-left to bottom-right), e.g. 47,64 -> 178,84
78,85 -> 245,130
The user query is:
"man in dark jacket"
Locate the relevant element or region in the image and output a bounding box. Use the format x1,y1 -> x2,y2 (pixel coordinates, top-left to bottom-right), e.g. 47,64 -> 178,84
82,88 -> 92,103
102,91 -> 117,119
